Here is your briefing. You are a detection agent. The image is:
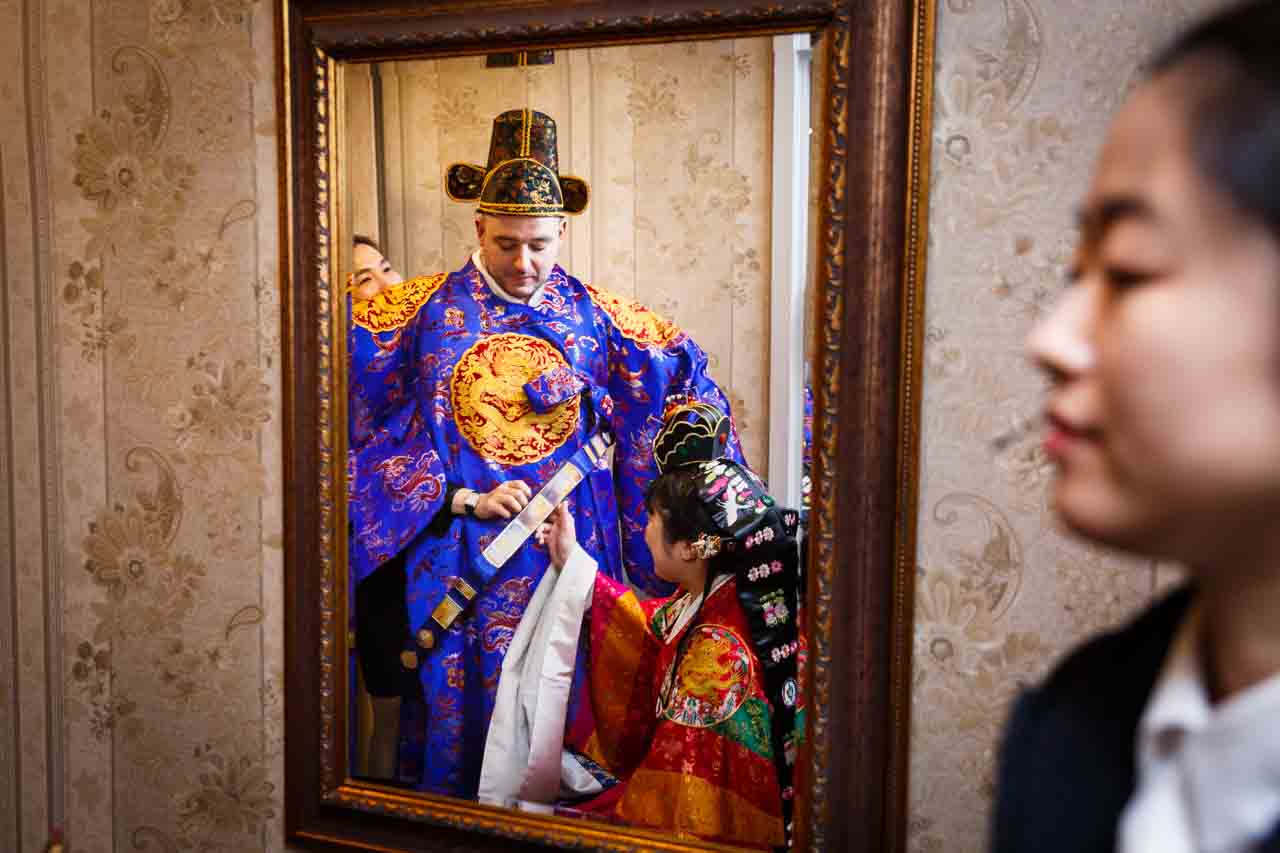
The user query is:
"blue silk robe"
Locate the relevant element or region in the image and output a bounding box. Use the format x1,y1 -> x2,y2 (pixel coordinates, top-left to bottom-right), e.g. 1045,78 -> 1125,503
347,258 -> 741,797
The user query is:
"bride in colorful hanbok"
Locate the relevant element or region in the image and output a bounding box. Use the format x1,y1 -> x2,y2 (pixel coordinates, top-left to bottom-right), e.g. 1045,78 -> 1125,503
479,404 -> 805,850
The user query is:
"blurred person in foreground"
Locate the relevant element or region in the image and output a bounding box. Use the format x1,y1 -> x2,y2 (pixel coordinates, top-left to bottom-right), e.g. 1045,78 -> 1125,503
991,2 -> 1280,851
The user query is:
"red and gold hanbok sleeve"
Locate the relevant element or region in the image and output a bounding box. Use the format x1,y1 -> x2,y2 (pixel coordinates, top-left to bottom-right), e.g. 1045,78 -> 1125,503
565,573 -> 665,777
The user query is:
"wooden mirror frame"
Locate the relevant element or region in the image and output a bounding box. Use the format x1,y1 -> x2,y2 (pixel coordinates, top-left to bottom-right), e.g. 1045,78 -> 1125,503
279,1 -> 935,850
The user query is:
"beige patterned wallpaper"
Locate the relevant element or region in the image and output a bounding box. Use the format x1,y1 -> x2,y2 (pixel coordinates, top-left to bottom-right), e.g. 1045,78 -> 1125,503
908,0 -> 1232,850
2,0 -> 283,850
0,0 -> 1238,851
343,39 -> 775,473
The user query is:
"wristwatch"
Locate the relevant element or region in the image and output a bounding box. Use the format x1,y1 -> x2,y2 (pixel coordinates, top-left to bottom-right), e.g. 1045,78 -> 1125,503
463,491 -> 481,517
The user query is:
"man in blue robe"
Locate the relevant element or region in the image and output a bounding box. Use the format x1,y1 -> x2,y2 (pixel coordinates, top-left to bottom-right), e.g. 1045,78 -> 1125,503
347,108 -> 741,798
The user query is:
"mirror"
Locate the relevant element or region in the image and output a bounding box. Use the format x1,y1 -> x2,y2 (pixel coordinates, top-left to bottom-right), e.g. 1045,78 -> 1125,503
338,35 -> 820,847
281,2 -> 935,851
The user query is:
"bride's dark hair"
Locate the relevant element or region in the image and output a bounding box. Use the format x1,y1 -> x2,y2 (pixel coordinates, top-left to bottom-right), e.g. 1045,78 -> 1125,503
644,467 -> 731,572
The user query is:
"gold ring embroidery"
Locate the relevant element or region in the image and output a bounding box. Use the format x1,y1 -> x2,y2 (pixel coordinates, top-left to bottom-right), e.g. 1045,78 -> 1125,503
450,333 -> 580,465
657,624 -> 754,728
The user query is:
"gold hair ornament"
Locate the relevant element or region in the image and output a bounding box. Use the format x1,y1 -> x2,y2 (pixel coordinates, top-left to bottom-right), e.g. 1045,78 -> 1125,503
690,532 -> 722,560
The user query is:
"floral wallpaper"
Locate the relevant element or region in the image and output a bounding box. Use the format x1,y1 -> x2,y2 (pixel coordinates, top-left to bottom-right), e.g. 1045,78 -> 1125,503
0,0 -> 1240,851
345,39 -> 775,475
909,0 -> 1233,850
2,0 -> 282,850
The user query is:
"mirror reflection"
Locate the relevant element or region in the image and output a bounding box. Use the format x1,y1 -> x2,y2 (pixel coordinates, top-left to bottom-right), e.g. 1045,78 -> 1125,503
341,35 -> 820,849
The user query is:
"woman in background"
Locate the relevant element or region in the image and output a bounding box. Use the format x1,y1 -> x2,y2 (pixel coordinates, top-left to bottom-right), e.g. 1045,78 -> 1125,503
992,2 -> 1280,851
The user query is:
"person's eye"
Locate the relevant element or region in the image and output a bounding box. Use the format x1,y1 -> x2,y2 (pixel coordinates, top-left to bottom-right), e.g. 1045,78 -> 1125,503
1103,267 -> 1153,290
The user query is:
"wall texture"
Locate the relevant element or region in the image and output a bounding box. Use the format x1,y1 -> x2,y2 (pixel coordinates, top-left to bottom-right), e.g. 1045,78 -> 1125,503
2,1 -> 284,850
0,0 -> 1237,851
907,0 -> 1231,850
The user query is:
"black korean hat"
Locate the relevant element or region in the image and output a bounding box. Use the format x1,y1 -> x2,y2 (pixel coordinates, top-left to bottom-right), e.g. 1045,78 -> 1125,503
445,109 -> 589,216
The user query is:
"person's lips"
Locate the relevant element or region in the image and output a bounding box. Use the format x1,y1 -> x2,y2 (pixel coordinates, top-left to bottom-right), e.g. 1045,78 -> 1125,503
1043,410 -> 1099,459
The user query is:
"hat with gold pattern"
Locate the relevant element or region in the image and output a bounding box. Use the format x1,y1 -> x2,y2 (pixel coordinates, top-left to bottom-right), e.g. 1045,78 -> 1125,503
446,109 -> 589,216
652,400 -> 733,474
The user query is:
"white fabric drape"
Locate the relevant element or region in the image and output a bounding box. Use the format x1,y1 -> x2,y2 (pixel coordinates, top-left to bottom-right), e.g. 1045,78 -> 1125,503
478,545 -> 597,806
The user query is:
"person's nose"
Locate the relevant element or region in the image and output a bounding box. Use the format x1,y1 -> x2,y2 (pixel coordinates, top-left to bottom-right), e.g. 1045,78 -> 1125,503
1026,281 -> 1096,383
513,246 -> 533,274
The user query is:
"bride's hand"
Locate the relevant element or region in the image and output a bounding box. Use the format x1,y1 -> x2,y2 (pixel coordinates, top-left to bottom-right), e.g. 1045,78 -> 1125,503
535,503 -> 576,569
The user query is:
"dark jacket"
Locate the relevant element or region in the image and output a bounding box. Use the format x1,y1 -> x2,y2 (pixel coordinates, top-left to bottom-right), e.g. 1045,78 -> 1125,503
990,585 -> 1280,853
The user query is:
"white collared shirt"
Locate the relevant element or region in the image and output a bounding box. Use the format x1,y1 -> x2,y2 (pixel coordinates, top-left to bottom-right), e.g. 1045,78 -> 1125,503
1118,605 -> 1280,853
471,250 -> 546,308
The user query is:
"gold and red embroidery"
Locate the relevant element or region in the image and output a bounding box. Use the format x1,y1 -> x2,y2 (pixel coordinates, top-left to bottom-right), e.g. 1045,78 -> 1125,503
585,283 -> 680,348
351,272 -> 447,333
450,333 -> 579,464
658,624 -> 752,728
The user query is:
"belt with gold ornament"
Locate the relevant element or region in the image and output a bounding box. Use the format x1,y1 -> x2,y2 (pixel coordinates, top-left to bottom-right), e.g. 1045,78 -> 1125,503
404,430 -> 614,662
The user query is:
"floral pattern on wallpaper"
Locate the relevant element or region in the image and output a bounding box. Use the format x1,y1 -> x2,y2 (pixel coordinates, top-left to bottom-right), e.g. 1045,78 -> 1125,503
613,41 -> 772,475
909,0 -> 1232,850
6,0 -> 287,850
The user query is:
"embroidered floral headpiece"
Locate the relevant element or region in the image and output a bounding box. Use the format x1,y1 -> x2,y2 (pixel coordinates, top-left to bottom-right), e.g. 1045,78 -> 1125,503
445,109 -> 589,217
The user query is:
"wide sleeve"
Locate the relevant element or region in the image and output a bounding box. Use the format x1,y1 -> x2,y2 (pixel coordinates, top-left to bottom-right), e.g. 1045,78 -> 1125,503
346,276 -> 453,584
346,409 -> 447,585
346,310 -> 449,585
587,285 -> 744,597
478,544 -> 600,806
562,572 -> 666,779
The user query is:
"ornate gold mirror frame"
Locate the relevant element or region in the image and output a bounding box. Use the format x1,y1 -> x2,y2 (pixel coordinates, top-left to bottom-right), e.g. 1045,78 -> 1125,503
279,1 -> 935,850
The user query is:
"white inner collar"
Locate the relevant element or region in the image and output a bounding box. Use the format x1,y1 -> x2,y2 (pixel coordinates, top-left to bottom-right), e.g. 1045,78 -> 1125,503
471,249 -> 545,308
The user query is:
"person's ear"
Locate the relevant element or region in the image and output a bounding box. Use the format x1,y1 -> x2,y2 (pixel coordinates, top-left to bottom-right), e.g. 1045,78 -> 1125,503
675,541 -> 696,562
558,217 -> 567,239
475,214 -> 485,242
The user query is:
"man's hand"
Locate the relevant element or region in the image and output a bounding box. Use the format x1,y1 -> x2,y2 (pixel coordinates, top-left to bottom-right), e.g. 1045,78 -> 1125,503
475,480 -> 532,520
535,503 -> 576,569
